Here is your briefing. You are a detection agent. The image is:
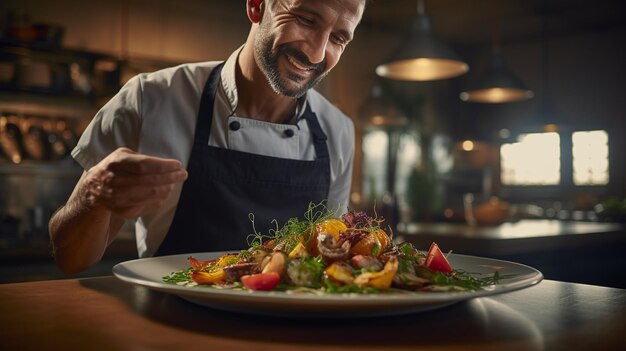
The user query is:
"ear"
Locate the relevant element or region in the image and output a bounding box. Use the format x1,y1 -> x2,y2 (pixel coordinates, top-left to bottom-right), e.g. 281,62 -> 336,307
247,0 -> 264,23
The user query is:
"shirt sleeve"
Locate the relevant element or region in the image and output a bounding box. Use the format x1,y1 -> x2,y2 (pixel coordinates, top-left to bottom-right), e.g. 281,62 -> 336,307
71,75 -> 143,170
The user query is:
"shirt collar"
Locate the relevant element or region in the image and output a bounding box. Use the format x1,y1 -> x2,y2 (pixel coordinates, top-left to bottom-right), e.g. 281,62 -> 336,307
220,45 -> 308,125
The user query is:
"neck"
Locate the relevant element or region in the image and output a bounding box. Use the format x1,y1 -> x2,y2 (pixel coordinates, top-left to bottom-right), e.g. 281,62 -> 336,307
235,42 -> 298,124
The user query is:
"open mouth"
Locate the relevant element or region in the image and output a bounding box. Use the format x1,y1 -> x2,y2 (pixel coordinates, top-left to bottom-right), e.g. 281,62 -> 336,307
286,54 -> 315,73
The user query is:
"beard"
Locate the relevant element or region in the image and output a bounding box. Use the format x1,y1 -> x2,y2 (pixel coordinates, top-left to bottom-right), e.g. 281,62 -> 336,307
254,28 -> 328,98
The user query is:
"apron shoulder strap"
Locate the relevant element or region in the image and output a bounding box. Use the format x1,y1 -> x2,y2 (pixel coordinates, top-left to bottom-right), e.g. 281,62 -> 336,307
302,102 -> 329,159
194,62 -> 225,144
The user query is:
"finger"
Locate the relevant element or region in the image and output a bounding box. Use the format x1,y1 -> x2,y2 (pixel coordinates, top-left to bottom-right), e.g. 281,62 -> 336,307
108,183 -> 176,209
110,196 -> 167,218
107,169 -> 188,188
111,205 -> 145,219
113,199 -> 165,218
108,154 -> 184,175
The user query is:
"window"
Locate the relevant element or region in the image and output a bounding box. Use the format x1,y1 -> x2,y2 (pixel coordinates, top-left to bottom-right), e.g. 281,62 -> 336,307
395,133 -> 421,198
572,130 -> 609,185
362,130 -> 388,200
501,132 -> 561,185
362,130 -> 421,201
500,130 -> 609,187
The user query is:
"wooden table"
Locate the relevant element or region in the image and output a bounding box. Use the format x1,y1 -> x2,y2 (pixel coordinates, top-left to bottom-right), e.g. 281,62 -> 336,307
1,276 -> 625,351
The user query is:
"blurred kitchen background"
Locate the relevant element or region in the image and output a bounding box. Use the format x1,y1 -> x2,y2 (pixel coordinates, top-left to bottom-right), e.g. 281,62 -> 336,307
1,0 -> 625,287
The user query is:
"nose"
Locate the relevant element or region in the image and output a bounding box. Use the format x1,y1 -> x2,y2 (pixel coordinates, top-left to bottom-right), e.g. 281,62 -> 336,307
302,30 -> 329,65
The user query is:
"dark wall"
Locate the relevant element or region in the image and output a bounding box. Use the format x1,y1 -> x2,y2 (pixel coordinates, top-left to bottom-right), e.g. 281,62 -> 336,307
448,25 -> 626,203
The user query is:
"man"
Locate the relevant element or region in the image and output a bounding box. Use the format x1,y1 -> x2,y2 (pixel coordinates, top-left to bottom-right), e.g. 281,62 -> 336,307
49,0 -> 366,274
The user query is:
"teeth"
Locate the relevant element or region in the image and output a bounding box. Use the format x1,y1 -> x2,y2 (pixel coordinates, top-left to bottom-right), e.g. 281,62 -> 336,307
287,55 -> 312,71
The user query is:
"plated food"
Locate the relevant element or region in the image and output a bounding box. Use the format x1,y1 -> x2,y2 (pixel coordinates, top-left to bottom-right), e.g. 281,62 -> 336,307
162,203 -> 500,294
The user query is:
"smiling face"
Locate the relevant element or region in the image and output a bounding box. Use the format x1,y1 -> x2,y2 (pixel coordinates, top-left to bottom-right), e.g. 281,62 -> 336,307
253,0 -> 365,98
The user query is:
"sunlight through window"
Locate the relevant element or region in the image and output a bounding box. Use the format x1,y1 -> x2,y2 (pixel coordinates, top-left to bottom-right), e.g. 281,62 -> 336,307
362,130 -> 423,202
501,132 -> 561,185
573,130 -> 609,185
395,133 -> 421,198
362,130 -> 389,199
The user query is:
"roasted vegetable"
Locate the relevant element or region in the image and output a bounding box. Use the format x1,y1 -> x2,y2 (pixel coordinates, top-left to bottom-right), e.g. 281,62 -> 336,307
241,273 -> 280,291
286,256 -> 325,287
353,257 -> 399,290
163,203 -> 500,293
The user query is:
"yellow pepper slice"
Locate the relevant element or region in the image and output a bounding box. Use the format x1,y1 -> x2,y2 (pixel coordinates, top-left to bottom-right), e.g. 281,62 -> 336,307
288,242 -> 308,258
353,257 -> 398,290
324,262 -> 354,285
216,254 -> 239,268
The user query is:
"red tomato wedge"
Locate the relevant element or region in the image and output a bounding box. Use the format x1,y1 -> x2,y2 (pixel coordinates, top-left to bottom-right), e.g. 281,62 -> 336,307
425,242 -> 453,273
241,272 -> 280,291
188,256 -> 217,270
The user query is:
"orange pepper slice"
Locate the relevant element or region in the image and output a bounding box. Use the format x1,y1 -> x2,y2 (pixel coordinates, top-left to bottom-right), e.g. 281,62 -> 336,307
315,218 -> 347,241
191,269 -> 226,285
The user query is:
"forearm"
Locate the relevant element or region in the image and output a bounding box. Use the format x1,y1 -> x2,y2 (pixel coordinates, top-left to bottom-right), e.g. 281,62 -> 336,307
48,148 -> 187,273
48,175 -> 122,274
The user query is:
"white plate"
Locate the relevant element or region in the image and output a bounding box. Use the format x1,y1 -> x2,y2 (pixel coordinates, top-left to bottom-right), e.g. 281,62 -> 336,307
113,252 -> 543,318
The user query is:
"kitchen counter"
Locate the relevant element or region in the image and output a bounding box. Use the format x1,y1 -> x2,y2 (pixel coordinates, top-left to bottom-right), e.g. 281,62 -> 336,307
1,276 -> 624,351
397,219 -> 626,288
397,219 -> 624,254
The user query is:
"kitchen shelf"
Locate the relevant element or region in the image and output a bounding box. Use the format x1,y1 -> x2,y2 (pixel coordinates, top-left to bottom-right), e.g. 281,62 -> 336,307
0,43 -> 122,108
0,160 -> 82,176
0,92 -> 97,119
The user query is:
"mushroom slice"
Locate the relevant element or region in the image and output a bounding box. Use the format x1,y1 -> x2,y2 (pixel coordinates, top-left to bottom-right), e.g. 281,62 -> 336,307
392,272 -> 431,289
261,251 -> 287,276
223,262 -> 261,282
351,254 -> 383,271
317,233 -> 350,263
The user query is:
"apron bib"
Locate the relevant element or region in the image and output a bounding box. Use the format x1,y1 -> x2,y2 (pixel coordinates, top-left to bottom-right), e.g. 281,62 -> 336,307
154,63 -> 330,256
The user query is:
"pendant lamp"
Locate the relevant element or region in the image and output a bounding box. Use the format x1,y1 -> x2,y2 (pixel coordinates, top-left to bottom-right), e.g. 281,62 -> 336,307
536,15 -> 565,132
375,0 -> 468,81
460,2 -> 533,104
459,48 -> 534,103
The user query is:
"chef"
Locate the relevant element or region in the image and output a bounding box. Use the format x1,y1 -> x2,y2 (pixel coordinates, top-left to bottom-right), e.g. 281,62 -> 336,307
49,0 -> 367,273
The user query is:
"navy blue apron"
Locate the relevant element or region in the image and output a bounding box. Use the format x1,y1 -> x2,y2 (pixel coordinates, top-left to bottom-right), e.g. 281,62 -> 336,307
154,63 -> 331,256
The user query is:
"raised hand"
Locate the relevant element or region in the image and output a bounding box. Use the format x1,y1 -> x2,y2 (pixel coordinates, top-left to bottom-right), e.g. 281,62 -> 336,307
80,147 -> 188,218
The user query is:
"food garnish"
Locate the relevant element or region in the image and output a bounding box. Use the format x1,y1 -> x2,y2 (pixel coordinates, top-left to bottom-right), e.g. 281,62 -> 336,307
163,202 -> 500,293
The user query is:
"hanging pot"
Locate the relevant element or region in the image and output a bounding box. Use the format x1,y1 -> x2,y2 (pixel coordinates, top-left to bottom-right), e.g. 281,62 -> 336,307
0,121 -> 24,164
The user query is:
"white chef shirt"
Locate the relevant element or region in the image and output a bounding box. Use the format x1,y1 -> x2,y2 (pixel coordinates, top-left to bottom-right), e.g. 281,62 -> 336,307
72,46 -> 355,257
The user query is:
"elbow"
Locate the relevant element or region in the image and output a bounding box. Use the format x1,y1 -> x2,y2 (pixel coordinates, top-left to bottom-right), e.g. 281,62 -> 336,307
55,258 -> 95,275
52,246 -> 99,275
57,263 -> 86,276
48,214 -> 101,275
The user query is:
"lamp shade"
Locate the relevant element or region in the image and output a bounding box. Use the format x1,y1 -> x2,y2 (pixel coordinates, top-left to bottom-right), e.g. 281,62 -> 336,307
460,50 -> 533,103
376,13 -> 469,81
